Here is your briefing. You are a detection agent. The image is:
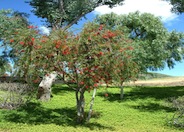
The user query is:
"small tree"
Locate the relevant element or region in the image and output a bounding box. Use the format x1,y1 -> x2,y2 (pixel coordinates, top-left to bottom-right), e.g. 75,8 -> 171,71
26,0 -> 126,101
8,22 -> 140,123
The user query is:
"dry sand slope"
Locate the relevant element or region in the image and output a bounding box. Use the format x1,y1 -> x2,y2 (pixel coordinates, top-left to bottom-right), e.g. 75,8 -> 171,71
126,77 -> 184,87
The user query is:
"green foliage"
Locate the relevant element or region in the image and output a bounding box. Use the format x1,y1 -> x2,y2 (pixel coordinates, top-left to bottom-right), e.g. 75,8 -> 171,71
8,22 -> 140,87
168,0 -> 184,14
0,82 -> 35,109
168,96 -> 184,127
0,85 -> 184,131
0,9 -> 29,75
0,9 -> 29,40
27,0 -> 125,29
95,12 -> 184,71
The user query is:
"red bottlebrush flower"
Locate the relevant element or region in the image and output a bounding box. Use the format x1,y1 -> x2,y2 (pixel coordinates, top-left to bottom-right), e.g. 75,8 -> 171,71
62,47 -> 70,55
88,37 -> 91,41
99,51 -> 103,56
41,39 -> 46,43
37,45 -> 42,49
95,32 -> 100,36
34,45 -> 42,49
33,78 -> 40,83
46,74 -> 49,76
102,35 -> 109,39
31,37 -> 35,42
28,41 -> 33,46
55,44 -> 60,49
128,46 -> 134,50
119,48 -> 124,52
64,35 -> 68,39
94,66 -> 99,69
107,31 -> 116,38
10,39 -> 14,43
104,93 -> 108,97
99,24 -> 104,30
28,25 -> 34,29
85,86 -> 89,89
19,41 -> 25,45
94,83 -> 98,87
80,81 -> 84,85
56,40 -> 62,45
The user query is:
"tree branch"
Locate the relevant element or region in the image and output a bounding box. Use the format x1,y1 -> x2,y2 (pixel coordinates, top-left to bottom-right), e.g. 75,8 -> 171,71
63,12 -> 87,30
63,0 -> 106,30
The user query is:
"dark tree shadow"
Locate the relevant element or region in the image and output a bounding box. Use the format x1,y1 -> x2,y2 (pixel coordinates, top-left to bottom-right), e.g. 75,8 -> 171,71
98,86 -> 184,101
97,86 -> 184,112
129,102 -> 175,112
2,102 -> 113,130
52,84 -> 75,95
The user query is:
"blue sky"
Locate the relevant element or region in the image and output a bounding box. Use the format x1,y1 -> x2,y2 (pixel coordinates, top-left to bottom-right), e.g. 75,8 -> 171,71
0,0 -> 184,76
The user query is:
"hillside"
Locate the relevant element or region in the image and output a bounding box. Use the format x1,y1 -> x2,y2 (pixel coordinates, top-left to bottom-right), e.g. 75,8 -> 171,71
127,76 -> 184,86
138,72 -> 173,80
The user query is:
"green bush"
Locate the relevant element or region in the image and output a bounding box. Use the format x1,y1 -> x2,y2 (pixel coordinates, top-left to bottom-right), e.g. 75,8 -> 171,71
0,82 -> 35,109
169,96 -> 184,127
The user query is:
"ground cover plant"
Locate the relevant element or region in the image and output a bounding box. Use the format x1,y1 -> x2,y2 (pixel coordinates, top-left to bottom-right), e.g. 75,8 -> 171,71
0,84 -> 184,132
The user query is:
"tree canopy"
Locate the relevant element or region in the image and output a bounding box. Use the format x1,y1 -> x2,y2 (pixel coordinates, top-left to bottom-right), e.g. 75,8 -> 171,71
27,0 -> 124,29
167,0 -> 184,14
0,10 -> 29,75
95,12 -> 184,71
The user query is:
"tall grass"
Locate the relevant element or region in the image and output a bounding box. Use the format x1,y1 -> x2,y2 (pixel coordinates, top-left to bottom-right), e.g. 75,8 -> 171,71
0,84 -> 184,132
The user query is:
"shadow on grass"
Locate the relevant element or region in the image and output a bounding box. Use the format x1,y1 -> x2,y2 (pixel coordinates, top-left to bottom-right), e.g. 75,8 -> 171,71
99,86 -> 184,102
98,86 -> 184,112
2,102 -> 113,130
52,84 -> 75,95
129,102 -> 175,112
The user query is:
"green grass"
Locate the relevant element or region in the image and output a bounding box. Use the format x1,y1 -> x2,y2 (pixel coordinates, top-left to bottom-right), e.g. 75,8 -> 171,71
0,84 -> 184,132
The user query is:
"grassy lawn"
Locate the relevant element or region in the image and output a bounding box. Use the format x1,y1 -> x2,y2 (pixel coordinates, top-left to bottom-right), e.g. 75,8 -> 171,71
0,84 -> 184,132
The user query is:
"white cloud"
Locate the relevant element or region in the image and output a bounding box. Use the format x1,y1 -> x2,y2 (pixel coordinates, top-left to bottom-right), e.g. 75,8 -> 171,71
39,26 -> 50,35
94,0 -> 178,22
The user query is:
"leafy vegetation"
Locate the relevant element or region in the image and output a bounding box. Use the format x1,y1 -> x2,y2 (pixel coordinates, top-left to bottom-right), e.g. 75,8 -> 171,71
168,96 -> 184,127
0,83 -> 35,109
167,0 -> 184,14
27,0 -> 124,29
0,84 -> 184,132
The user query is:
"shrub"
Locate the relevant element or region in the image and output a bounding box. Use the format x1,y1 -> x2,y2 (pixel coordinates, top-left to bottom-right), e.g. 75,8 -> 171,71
0,82 -> 35,109
168,96 -> 184,127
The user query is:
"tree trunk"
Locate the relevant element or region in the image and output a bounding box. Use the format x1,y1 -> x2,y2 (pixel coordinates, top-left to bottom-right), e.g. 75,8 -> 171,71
37,72 -> 57,101
86,88 -> 97,123
76,89 -> 85,123
120,82 -> 124,100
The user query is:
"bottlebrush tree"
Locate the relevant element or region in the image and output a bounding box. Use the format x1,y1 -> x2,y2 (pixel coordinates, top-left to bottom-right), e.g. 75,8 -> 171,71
8,22 -> 140,123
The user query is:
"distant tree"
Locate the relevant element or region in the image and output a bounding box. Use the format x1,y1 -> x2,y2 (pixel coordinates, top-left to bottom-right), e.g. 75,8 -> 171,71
95,12 -> 184,98
95,12 -> 184,70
